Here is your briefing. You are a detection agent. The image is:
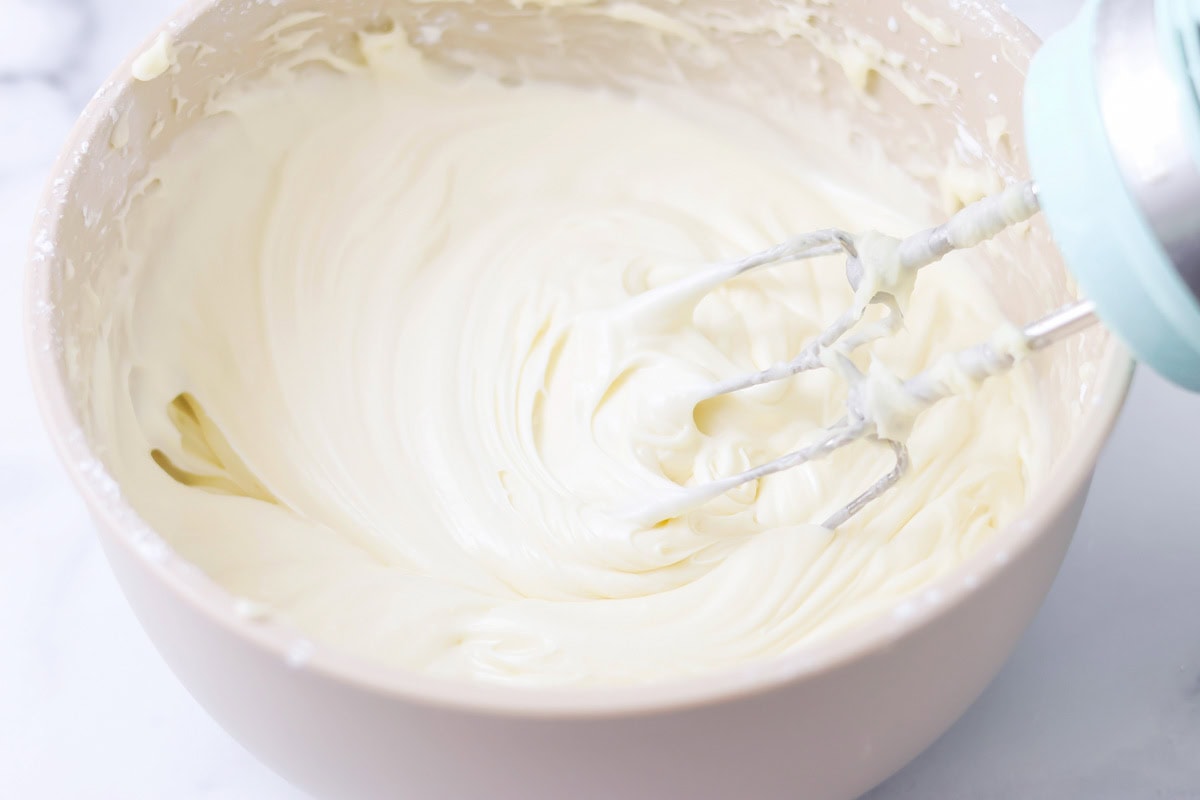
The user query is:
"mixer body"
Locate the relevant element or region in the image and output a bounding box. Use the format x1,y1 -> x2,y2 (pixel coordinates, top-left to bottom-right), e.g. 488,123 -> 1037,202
1025,0 -> 1200,389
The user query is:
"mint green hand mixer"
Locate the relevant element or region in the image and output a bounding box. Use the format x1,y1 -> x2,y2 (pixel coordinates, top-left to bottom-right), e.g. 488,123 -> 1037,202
634,0 -> 1200,529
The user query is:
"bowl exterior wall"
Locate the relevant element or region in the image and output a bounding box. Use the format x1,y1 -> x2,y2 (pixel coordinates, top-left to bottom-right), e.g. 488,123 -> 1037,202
93,485 -> 1088,800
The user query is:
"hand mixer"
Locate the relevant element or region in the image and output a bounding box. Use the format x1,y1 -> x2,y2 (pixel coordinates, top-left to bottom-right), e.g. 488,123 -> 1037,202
633,0 -> 1200,529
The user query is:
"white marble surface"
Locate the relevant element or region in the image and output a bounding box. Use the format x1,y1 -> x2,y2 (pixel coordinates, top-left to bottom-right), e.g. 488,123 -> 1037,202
2,0 -> 1199,797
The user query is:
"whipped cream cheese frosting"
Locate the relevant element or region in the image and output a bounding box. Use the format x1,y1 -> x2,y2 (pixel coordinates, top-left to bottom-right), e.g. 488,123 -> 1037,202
92,25 -> 1047,685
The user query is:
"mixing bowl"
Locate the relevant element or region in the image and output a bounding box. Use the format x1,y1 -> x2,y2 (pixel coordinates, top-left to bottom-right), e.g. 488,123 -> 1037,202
25,0 -> 1133,797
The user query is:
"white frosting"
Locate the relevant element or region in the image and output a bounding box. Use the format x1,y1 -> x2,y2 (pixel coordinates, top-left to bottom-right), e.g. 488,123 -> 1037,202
91,30 -> 1046,685
901,2 -> 962,47
131,32 -> 175,82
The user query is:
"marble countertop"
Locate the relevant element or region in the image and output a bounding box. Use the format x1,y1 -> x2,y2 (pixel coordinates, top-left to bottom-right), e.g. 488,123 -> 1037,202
3,0 -> 1199,797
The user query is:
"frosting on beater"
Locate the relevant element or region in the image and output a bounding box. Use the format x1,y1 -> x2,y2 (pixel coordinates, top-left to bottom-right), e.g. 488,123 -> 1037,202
91,29 -> 1046,685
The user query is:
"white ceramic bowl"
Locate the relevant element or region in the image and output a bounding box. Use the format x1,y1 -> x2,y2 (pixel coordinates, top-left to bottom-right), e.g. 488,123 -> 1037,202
26,1 -> 1132,797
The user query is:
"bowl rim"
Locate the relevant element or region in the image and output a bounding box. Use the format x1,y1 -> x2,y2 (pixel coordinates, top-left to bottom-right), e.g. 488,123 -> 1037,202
24,0 -> 1136,719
